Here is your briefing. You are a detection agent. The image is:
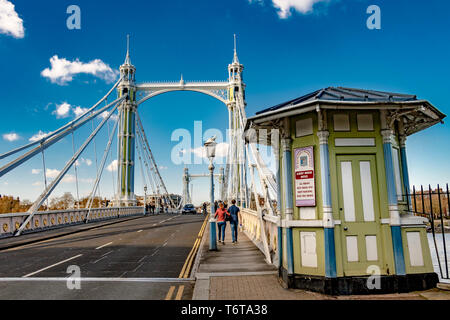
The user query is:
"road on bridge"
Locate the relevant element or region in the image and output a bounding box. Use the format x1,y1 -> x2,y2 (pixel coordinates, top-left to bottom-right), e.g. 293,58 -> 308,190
0,213 -> 207,300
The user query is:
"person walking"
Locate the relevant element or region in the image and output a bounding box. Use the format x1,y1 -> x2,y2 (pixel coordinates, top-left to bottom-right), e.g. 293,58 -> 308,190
227,199 -> 242,244
214,202 -> 230,244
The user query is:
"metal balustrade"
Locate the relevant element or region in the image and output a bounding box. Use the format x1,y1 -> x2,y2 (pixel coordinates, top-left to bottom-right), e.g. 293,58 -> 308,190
241,208 -> 279,265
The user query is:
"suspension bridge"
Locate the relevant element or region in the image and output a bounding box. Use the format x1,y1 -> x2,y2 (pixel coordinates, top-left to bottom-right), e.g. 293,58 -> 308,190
0,36 -> 280,300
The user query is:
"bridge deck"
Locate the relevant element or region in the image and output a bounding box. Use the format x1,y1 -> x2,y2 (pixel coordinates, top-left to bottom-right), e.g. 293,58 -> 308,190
0,213 -> 205,300
196,225 -> 276,275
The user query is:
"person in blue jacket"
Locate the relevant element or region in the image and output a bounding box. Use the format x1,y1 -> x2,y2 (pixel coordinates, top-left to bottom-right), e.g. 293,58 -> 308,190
227,199 -> 242,244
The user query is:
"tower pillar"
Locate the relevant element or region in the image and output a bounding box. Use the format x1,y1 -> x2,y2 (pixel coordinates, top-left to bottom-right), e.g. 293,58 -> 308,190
116,37 -> 137,207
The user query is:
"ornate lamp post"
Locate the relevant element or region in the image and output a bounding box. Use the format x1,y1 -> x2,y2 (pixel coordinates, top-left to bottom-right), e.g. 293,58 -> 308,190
205,137 -> 218,251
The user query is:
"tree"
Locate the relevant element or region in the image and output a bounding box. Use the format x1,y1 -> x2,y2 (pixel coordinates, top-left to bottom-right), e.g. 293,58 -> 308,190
49,192 -> 75,210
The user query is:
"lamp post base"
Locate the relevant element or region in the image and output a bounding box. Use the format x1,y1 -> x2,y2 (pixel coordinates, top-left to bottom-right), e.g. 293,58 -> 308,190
209,219 -> 218,251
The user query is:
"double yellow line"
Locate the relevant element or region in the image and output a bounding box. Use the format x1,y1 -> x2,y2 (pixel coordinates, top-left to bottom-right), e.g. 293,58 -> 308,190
178,214 -> 209,279
165,285 -> 185,300
165,215 -> 209,300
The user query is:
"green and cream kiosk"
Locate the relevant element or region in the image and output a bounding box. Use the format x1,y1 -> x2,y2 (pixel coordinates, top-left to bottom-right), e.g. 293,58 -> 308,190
245,87 -> 445,294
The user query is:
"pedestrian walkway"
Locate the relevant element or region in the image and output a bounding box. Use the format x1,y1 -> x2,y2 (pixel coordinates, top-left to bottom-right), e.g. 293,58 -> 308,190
192,221 -> 450,300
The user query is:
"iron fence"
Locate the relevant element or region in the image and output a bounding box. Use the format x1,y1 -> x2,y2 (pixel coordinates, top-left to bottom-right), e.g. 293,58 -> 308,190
404,184 -> 449,280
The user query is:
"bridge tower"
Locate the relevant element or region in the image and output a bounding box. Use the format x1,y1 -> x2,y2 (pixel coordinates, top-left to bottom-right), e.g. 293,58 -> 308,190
227,35 -> 248,207
182,167 -> 192,205
116,36 -> 137,206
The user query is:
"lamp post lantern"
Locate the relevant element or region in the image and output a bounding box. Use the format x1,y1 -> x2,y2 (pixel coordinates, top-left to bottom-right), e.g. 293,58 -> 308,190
205,137 -> 218,251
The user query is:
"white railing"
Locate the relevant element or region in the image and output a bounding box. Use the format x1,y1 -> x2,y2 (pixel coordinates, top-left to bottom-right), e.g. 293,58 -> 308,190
0,207 -> 144,238
241,208 -> 280,266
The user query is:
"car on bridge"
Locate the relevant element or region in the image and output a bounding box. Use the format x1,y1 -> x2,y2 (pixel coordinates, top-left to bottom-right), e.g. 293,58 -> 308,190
182,204 -> 197,215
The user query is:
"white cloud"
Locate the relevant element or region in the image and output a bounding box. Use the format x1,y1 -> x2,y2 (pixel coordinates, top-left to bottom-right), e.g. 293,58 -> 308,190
62,174 -> 76,183
80,178 -> 94,184
74,106 -> 89,117
49,103 -> 89,119
77,158 -> 93,167
107,160 -> 118,172
53,102 -> 71,118
191,142 -> 229,159
41,55 -> 119,85
32,169 -> 42,175
46,169 -> 60,179
99,110 -> 119,122
84,158 -> 93,166
250,0 -> 328,18
3,133 -> 19,142
159,166 -> 168,170
29,131 -> 50,142
0,0 -> 24,39
32,181 -> 42,187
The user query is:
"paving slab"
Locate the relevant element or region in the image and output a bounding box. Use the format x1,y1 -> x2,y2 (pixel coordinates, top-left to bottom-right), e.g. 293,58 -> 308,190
193,221 -> 450,301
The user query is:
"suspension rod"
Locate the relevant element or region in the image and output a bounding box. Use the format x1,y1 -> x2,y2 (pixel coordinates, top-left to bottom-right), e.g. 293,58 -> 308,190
85,115 -> 120,222
136,114 -> 175,208
135,126 -> 154,192
136,132 -> 156,194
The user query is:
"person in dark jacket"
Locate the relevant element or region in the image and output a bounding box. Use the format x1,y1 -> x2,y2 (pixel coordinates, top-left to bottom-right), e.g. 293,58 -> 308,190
227,199 -> 242,244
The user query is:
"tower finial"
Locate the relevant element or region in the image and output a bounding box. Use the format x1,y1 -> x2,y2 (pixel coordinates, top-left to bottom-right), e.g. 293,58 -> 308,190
125,34 -> 131,65
233,34 -> 239,64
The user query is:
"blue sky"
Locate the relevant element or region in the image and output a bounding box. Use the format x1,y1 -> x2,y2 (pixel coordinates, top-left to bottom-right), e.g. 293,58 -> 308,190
0,0 -> 449,205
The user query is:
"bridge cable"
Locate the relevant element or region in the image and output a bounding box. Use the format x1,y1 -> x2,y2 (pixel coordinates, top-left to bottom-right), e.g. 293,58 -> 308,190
135,124 -> 157,195
106,108 -> 116,199
91,118 -> 101,201
40,145 -> 49,210
0,95 -> 127,179
71,130 -> 81,209
85,114 -> 119,223
236,100 -> 276,215
15,99 -> 123,236
136,113 -> 175,208
0,75 -> 124,161
135,134 -> 150,196
135,121 -> 162,208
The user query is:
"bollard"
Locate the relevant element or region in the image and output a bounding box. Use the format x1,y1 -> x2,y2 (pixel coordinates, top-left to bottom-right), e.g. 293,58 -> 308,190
209,218 -> 217,251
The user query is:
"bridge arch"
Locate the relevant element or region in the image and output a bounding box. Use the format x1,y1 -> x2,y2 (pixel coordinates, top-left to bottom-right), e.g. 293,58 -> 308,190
137,88 -> 229,106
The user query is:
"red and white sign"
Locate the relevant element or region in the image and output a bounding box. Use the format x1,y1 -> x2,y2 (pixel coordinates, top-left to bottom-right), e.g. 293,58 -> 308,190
294,147 -> 316,207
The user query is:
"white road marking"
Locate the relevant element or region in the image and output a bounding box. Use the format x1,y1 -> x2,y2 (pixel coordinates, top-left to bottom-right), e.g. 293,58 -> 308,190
23,254 -> 83,278
92,256 -> 108,265
150,249 -> 159,257
101,250 -> 113,257
132,263 -> 144,273
96,242 -> 113,250
138,255 -> 147,263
